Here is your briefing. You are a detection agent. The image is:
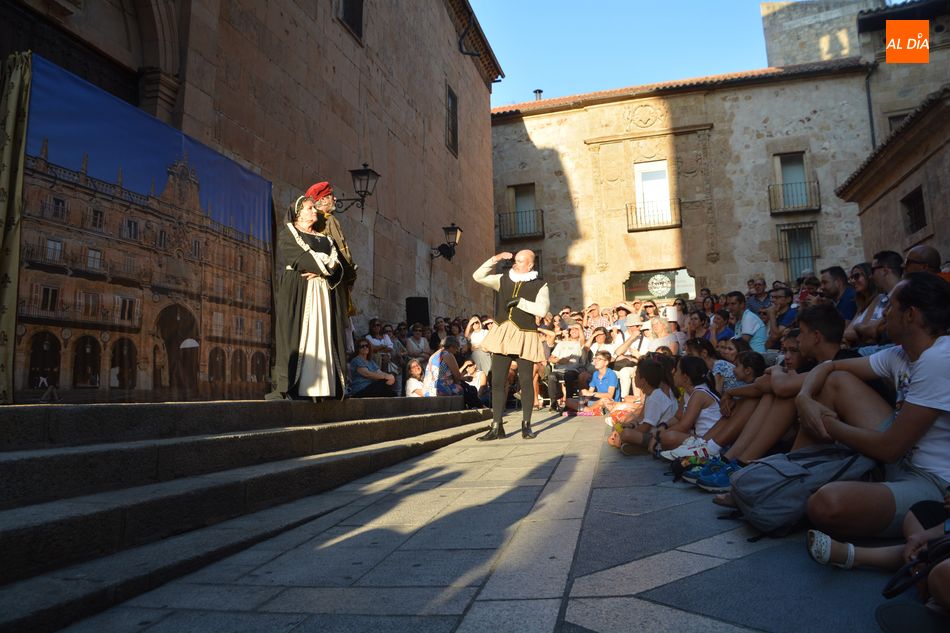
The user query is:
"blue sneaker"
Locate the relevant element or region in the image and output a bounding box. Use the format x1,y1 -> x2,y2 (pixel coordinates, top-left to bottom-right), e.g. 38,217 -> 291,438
696,459 -> 742,493
679,456 -> 711,484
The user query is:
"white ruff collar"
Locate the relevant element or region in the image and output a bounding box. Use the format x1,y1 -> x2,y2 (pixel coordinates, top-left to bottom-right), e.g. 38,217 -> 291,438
508,269 -> 538,282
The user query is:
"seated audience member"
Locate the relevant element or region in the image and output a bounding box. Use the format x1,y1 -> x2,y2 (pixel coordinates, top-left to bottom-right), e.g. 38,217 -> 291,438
903,244 -> 942,276
686,310 -> 711,341
611,317 -> 648,399
651,356 -> 721,459
726,291 -> 768,353
406,323 -> 432,362
746,277 -> 772,314
717,336 -> 750,366
405,359 -> 424,397
640,299 -> 660,322
564,351 -> 621,415
613,303 -> 634,330
583,303 -> 612,338
459,359 -> 488,400
709,309 -> 734,342
547,322 -> 586,410
820,265 -> 857,324
609,357 -> 679,453
765,286 -> 797,349
466,315 -> 491,372
350,338 -> 397,398
798,276 -> 821,308
685,337 -> 739,395
647,316 -> 680,355
429,318 -> 448,350
366,318 -> 394,355
701,295 -> 717,320
712,306 -> 858,469
449,321 -> 468,357
797,272 -> 950,538
585,326 -> 616,360
849,250 -> 904,350
422,336 -> 464,397
843,262 -> 886,347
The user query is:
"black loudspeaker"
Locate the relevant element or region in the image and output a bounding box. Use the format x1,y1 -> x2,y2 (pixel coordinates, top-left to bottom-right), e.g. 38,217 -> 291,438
405,297 -> 430,327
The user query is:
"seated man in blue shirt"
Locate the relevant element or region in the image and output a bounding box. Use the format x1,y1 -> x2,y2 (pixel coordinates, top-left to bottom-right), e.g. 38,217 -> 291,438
766,286 -> 798,349
563,351 -> 621,414
820,265 -> 857,324
726,291 -> 768,353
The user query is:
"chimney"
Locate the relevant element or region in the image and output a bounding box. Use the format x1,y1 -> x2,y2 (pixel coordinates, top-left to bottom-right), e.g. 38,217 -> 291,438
533,89 -> 543,101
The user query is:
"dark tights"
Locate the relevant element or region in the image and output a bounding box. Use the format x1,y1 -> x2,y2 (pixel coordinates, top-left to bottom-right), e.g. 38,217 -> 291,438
490,354 -> 534,426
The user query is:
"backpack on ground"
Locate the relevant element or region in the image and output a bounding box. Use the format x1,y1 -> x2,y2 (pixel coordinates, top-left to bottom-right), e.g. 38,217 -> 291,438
729,443 -> 877,536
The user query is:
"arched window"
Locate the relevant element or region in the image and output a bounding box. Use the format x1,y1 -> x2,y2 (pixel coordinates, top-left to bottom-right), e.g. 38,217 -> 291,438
208,347 -> 226,382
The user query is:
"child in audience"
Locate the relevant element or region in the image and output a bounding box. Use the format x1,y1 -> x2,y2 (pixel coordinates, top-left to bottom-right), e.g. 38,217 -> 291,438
656,356 -> 722,459
607,357 -> 679,454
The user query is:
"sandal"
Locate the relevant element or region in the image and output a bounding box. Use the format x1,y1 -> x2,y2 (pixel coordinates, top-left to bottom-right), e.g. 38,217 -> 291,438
807,529 -> 854,569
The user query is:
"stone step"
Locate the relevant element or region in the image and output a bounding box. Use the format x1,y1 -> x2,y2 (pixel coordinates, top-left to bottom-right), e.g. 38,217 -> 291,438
0,419 -> 489,633
0,415 -> 490,587
0,409 -> 488,510
0,396 -> 463,451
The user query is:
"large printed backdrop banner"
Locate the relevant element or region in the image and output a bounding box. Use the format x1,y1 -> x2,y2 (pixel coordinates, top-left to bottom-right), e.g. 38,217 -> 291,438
15,55 -> 273,403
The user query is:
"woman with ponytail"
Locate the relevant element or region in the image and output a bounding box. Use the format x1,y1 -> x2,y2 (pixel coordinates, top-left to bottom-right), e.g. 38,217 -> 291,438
655,355 -> 723,460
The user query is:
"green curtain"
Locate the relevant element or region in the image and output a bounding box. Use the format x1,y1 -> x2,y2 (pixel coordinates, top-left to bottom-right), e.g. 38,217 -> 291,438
0,52 -> 31,404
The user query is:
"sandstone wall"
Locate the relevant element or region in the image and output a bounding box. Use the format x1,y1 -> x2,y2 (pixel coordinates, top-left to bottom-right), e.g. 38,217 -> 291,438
16,0 -> 496,327
761,0 -> 881,67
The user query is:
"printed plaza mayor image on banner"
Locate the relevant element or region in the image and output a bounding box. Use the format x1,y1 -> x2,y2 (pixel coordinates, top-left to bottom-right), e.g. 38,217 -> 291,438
14,55 -> 273,403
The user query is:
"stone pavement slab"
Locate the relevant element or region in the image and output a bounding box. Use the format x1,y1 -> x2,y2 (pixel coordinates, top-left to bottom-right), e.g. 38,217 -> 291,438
61,411 -> 900,632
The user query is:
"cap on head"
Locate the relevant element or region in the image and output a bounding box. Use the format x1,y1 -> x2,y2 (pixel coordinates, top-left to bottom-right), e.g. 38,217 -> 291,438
305,181 -> 333,202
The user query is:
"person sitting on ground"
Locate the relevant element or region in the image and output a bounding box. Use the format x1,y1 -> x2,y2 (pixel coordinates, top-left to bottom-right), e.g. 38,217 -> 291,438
685,336 -> 739,395
563,351 -> 622,415
422,335 -> 464,397
716,336 -> 749,366
793,272 -> 950,539
843,262 -> 886,347
820,265 -> 858,324
547,322 -> 586,411
765,286 -> 797,349
405,358 -> 425,397
726,290 -> 767,353
350,338 -> 397,398
608,356 -> 679,453
654,356 -> 722,457
746,277 -> 772,315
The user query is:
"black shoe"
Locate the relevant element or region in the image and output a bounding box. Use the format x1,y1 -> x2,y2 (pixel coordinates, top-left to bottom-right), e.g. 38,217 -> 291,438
477,422 -> 506,441
521,420 -> 537,440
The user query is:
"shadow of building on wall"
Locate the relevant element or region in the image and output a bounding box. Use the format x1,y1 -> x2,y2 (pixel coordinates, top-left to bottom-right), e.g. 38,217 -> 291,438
14,141 -> 272,403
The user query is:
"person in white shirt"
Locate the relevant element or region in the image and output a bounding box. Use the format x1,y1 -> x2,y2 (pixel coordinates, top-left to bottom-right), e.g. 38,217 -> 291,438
547,322 -> 586,411
608,356 -> 678,454
797,272 -> 950,537
405,323 -> 432,361
404,359 -> 424,397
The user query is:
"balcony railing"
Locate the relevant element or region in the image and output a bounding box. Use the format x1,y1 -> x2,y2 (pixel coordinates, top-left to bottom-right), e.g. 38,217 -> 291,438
22,242 -> 65,266
498,209 -> 545,241
18,302 -> 142,328
207,326 -> 268,343
625,198 -> 681,232
768,181 -> 821,214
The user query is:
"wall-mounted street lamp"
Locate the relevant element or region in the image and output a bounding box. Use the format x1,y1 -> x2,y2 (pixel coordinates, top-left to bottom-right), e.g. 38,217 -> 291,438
335,163 -> 381,213
431,223 -> 463,260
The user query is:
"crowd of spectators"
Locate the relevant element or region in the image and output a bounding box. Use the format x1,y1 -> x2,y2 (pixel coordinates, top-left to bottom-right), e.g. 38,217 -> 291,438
343,244 -> 950,616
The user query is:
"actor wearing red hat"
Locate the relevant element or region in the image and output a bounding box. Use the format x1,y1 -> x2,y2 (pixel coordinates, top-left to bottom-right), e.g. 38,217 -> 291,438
269,184 -> 355,400
473,250 -> 550,440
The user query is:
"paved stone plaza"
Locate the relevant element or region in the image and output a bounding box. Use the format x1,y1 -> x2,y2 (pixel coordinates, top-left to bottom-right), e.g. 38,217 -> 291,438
62,412 -> 897,633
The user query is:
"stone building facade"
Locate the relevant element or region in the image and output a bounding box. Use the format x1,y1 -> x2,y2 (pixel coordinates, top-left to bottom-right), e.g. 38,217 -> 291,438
837,86 -> 950,263
490,0 -> 950,308
15,144 -> 272,400
4,0 -> 501,329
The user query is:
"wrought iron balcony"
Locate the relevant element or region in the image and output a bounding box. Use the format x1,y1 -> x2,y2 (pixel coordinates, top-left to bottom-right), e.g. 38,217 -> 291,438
498,209 -> 545,241
625,198 -> 681,232
18,302 -> 142,328
768,181 -> 821,214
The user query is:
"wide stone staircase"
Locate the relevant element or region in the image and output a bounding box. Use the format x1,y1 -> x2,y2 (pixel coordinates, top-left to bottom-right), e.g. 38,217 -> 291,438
0,397 -> 490,632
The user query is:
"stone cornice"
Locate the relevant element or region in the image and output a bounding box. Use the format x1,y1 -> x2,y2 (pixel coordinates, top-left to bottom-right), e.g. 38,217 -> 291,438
584,124 -> 714,146
443,0 -> 504,87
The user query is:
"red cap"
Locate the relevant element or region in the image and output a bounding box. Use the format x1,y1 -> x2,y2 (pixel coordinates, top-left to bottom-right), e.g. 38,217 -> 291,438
305,181 -> 333,201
